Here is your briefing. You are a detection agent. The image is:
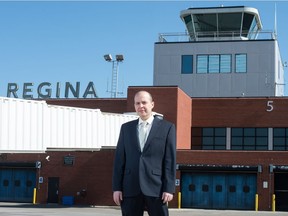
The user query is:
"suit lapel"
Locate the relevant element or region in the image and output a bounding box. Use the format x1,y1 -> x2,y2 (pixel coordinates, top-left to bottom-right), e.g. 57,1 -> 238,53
131,120 -> 141,151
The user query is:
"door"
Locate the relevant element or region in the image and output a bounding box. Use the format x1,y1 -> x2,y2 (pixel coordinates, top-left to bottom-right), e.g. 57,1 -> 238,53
274,173 -> 288,211
47,177 -> 59,203
0,169 -> 36,202
181,172 -> 257,210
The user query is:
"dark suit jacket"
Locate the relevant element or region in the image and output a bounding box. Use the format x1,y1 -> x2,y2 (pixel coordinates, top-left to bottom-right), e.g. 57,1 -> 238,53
112,117 -> 176,198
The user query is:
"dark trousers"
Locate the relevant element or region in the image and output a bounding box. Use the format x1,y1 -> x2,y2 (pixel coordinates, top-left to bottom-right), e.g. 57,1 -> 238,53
120,193 -> 168,216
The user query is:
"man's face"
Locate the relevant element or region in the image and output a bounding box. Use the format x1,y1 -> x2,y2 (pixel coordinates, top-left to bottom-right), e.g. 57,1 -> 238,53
134,92 -> 154,120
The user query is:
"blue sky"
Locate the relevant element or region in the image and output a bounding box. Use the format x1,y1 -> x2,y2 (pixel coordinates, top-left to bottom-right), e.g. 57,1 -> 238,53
0,1 -> 287,98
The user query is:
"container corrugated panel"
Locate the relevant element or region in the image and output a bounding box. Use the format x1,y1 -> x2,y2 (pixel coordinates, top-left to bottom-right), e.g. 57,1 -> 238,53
0,97 -> 46,152
101,113 -> 138,147
0,97 -> 138,152
45,105 -> 103,149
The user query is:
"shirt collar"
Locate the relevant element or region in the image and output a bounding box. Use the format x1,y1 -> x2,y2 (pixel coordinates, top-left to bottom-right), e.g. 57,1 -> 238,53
138,115 -> 154,125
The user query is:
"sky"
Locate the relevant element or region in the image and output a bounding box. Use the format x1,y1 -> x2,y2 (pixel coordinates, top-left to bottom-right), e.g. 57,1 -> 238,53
0,1 -> 287,99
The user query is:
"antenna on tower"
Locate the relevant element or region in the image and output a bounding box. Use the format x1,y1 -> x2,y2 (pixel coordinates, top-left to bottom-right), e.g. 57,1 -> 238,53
273,3 -> 277,39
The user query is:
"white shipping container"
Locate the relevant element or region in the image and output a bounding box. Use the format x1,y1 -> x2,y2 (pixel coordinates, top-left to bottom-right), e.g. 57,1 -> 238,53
45,105 -> 103,149
101,112 -> 138,147
0,97 -> 45,152
0,97 -> 138,152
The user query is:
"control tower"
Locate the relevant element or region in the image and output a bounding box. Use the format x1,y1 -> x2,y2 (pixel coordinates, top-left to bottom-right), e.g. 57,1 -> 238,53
180,6 -> 263,41
154,5 -> 284,97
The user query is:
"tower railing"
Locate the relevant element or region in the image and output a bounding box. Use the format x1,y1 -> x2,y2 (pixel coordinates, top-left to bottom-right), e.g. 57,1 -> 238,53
158,30 -> 277,43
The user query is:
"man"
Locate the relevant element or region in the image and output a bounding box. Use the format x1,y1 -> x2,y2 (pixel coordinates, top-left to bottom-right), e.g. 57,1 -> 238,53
112,90 -> 176,216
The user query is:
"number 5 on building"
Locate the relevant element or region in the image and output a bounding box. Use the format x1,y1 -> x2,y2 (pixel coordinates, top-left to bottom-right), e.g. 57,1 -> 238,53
266,101 -> 274,112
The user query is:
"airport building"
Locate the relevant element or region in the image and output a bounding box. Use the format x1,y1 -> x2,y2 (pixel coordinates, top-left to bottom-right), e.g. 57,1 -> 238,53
0,5 -> 288,212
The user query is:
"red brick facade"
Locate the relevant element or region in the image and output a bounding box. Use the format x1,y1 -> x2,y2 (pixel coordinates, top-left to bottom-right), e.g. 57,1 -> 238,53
3,86 -> 288,211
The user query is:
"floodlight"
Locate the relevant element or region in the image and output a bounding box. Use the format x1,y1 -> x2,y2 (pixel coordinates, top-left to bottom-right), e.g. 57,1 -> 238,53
116,54 -> 124,62
104,53 -> 125,98
104,54 -> 113,62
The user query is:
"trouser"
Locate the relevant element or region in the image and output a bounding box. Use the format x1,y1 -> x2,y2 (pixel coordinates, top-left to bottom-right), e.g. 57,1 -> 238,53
120,193 -> 168,216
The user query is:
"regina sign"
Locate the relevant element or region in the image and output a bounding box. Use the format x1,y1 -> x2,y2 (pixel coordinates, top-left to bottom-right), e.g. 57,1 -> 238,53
6,81 -> 97,99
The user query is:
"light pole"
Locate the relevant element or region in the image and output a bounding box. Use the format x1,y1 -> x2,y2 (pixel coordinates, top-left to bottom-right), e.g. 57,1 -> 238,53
104,54 -> 124,98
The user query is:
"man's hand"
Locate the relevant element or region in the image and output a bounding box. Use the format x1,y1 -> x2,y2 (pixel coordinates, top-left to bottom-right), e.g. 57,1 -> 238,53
113,191 -> 123,206
162,192 -> 173,203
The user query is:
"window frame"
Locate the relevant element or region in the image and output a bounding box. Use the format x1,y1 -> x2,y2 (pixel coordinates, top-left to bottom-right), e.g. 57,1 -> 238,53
181,55 -> 193,74
235,53 -> 247,73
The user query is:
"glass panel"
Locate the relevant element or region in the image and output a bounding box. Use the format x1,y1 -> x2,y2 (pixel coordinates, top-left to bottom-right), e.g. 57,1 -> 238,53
218,13 -> 242,33
220,55 -> 231,73
197,55 -> 208,73
231,137 -> 242,145
231,128 -> 242,136
231,145 -> 243,150
26,180 -> 32,187
274,137 -> 285,146
203,128 -> 214,136
215,137 -> 226,145
256,145 -> 268,150
243,185 -> 250,193
203,145 -> 214,150
182,55 -> 193,74
236,54 -> 247,73
192,137 -> 202,146
189,184 -> 195,191
202,184 -> 209,192
215,145 -> 226,150
244,137 -> 255,145
244,128 -> 255,136
216,185 -> 222,192
256,128 -> 268,136
215,128 -> 226,136
274,146 -> 285,151
256,137 -> 268,145
14,180 -> 20,187
184,15 -> 193,33
243,13 -> 254,37
208,55 -> 219,73
243,145 -> 255,150
229,185 -> 236,193
248,18 -> 258,39
203,137 -> 214,145
274,128 -> 285,137
193,14 -> 217,32
192,127 -> 202,136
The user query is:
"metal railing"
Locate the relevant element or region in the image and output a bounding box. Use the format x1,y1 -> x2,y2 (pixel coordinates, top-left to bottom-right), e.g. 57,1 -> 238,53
158,30 -> 277,42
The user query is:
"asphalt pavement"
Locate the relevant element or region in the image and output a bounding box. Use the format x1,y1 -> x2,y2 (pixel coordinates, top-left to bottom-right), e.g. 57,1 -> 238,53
0,203 -> 288,216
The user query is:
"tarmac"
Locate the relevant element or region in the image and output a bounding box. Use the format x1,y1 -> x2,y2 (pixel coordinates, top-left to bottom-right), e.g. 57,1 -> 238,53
0,203 -> 288,216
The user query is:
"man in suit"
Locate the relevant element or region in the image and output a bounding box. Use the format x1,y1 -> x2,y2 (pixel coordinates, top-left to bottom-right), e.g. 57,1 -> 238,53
112,90 -> 176,216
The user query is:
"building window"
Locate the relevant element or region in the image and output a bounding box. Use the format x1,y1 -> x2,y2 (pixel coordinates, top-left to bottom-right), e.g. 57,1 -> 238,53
220,55 -> 232,73
181,55 -> 193,74
235,54 -> 247,73
197,55 -> 208,73
208,55 -> 220,73
231,128 -> 268,150
192,127 -> 226,150
273,128 -> 288,150
197,54 -> 231,73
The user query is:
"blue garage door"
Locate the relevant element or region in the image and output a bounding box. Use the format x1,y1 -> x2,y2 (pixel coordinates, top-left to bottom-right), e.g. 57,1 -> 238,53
181,172 -> 256,210
0,169 -> 36,202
